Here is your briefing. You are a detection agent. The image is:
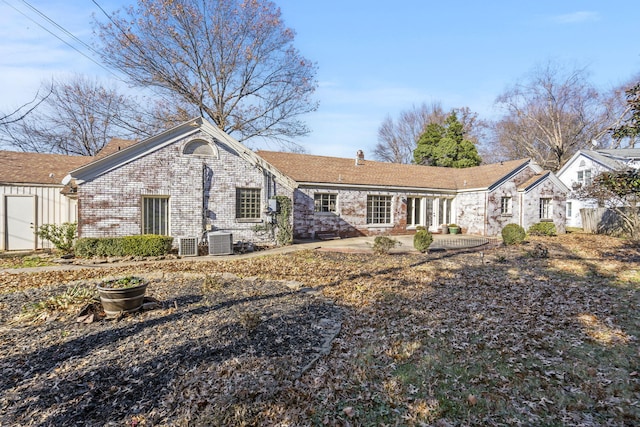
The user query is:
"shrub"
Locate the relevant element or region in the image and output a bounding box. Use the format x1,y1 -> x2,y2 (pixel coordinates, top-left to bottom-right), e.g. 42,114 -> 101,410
372,236 -> 400,255
75,235 -> 173,257
36,222 -> 77,253
528,222 -> 557,236
413,229 -> 433,253
501,223 -> 526,245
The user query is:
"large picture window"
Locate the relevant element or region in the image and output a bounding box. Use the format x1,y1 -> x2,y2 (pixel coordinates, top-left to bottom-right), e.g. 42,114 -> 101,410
314,193 -> 337,213
236,188 -> 261,219
142,196 -> 169,235
367,195 -> 392,224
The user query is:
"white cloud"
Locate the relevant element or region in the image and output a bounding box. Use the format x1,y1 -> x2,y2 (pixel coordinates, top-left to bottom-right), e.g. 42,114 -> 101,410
550,11 -> 600,24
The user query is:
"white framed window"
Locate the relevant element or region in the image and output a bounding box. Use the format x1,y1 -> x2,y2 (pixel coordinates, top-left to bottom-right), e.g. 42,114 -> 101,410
142,196 -> 169,235
183,140 -> 217,157
577,169 -> 592,186
567,201 -> 573,218
314,193 -> 337,213
367,195 -> 392,224
407,197 -> 421,226
236,188 -> 261,220
501,196 -> 512,215
540,198 -> 552,220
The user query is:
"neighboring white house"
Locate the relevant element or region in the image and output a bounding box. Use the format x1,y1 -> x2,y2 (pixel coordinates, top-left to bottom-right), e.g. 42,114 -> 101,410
556,148 -> 640,228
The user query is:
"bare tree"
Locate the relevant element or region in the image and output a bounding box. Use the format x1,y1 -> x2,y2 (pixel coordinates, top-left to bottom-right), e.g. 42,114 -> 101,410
609,78 -> 640,148
492,61 -> 614,171
94,0 -> 318,149
0,75 -> 170,155
0,86 -> 51,127
374,102 -> 486,164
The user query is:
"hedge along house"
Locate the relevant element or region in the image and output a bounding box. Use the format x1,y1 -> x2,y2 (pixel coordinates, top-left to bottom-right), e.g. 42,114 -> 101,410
64,118 -> 293,252
257,150 -> 568,238
0,151 -> 91,250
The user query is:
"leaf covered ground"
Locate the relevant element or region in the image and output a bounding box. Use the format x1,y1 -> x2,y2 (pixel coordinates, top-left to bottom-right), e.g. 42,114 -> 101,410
0,233 -> 639,426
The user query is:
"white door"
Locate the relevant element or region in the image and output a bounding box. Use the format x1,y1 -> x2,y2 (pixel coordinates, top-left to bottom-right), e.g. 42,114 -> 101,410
5,195 -> 36,250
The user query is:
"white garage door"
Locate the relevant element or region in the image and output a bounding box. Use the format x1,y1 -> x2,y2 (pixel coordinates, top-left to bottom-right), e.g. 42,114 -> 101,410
5,195 -> 36,250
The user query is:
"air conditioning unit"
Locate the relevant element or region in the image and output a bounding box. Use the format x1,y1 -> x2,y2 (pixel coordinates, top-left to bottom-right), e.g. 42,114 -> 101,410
179,237 -> 199,257
208,232 -> 233,255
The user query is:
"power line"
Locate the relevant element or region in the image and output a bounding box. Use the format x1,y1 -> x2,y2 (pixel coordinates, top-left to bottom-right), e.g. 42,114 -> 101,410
2,0 -> 123,81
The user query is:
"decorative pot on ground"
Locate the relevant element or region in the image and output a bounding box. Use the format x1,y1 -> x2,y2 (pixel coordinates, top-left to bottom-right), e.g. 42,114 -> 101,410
97,276 -> 148,318
448,224 -> 460,234
441,224 -> 449,234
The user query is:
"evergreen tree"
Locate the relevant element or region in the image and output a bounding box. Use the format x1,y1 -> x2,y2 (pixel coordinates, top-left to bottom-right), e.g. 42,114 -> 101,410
413,112 -> 482,167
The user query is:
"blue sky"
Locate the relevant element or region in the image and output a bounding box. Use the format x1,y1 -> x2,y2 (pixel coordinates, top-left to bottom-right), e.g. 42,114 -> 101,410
1,0 -> 639,159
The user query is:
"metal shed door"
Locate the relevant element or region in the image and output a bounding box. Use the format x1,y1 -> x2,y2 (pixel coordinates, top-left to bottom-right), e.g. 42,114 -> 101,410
5,195 -> 36,250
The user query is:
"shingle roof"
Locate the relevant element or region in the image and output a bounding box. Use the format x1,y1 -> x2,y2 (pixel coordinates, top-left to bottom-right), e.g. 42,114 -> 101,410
95,138 -> 139,159
256,151 -> 530,190
0,150 -> 93,185
518,172 -> 550,191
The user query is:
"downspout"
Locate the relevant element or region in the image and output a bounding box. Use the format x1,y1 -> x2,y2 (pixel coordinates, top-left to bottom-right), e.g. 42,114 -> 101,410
484,191 -> 488,236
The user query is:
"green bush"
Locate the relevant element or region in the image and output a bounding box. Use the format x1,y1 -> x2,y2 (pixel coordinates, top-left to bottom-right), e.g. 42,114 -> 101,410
75,235 -> 173,258
413,229 -> 433,253
528,222 -> 557,236
501,223 -> 526,245
36,222 -> 77,253
372,236 -> 400,255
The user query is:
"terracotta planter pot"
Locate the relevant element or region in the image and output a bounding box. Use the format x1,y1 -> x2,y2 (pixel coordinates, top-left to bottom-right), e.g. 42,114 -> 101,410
97,283 -> 148,318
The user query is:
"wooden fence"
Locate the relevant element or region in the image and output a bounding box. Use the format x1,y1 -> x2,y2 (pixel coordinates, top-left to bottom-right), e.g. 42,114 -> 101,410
580,208 -> 627,235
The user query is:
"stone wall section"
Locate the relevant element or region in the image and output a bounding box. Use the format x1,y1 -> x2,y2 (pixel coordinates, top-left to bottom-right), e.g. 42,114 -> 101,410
292,187 -> 406,239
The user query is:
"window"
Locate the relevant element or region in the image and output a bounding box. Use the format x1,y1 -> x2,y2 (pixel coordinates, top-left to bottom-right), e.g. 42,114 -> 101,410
183,140 -> 217,157
407,197 -> 421,226
142,196 -> 169,235
367,195 -> 392,224
501,196 -> 512,215
539,198 -> 552,220
236,188 -> 261,220
577,169 -> 592,186
567,201 -> 572,218
314,193 -> 337,213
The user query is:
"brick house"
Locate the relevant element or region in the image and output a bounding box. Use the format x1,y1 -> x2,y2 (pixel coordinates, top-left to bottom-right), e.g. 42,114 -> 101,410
258,151 -> 568,238
60,117 -> 567,248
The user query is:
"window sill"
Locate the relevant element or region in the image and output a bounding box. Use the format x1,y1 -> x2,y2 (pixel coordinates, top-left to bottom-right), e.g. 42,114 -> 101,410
314,211 -> 338,216
501,213 -> 513,217
365,223 -> 393,228
236,218 -> 263,223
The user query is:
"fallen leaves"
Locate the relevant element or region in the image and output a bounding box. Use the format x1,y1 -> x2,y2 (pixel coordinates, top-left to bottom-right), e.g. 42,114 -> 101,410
0,233 -> 639,425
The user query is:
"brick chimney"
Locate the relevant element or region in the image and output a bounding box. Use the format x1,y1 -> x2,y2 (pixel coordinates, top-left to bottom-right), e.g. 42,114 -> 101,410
355,150 -> 365,166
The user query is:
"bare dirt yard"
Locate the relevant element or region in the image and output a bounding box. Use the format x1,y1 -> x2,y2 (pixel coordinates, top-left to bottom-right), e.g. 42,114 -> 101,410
0,233 -> 639,426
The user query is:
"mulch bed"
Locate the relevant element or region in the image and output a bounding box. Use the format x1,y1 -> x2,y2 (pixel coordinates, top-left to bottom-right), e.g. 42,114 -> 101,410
0,272 -> 343,426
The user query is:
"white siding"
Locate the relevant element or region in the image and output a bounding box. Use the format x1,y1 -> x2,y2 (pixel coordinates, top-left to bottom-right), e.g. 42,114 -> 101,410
557,156 -> 611,228
1,184 -> 76,250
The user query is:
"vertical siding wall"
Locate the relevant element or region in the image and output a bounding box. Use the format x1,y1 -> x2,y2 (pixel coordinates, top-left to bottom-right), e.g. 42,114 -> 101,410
77,133 -> 275,245
0,184 -> 76,250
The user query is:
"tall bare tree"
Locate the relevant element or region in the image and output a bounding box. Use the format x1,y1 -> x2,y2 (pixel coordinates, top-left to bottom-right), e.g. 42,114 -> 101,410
492,61 -> 614,171
0,75 -> 169,155
95,0 -> 318,149
374,102 -> 486,164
